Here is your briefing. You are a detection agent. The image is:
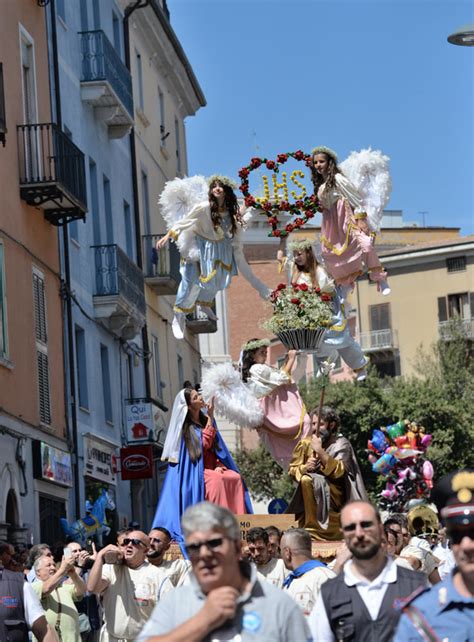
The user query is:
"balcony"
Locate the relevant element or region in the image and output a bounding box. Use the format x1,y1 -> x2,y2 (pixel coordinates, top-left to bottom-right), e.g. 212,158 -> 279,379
142,234 -> 181,295
92,244 -> 146,339
439,317 -> 474,340
186,306 -> 218,335
359,328 -> 398,353
17,123 -> 87,225
79,30 -> 133,138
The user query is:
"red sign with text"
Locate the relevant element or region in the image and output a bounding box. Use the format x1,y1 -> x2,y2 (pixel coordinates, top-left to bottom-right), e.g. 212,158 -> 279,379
120,445 -> 154,480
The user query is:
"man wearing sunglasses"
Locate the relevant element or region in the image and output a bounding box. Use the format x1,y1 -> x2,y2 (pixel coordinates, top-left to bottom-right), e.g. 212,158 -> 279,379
394,470 -> 474,641
147,527 -> 191,587
87,530 -> 172,641
137,502 -> 310,641
308,500 -> 426,641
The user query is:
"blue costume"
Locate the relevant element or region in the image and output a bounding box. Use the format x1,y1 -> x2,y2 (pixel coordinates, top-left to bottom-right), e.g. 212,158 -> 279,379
152,425 -> 253,551
393,571 -> 474,641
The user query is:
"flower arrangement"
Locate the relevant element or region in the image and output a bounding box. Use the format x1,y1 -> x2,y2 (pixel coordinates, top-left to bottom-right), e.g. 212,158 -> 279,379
238,151 -> 320,238
263,283 -> 333,334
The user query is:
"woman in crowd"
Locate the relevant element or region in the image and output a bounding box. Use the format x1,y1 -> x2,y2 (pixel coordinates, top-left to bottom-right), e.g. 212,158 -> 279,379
151,388 -> 252,548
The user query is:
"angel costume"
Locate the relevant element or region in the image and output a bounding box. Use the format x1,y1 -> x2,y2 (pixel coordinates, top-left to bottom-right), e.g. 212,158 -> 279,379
246,363 -> 311,469
293,264 -> 367,373
318,173 -> 387,287
169,201 -> 269,313
152,391 -> 252,550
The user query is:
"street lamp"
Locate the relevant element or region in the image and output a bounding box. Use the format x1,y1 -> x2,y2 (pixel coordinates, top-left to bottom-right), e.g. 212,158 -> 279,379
447,23 -> 474,46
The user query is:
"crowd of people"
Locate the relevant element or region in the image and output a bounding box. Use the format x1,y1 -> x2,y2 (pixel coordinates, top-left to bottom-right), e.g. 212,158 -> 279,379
0,464 -> 472,641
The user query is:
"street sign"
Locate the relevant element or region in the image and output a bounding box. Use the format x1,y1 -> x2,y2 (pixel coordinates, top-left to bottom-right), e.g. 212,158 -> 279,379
268,498 -> 288,514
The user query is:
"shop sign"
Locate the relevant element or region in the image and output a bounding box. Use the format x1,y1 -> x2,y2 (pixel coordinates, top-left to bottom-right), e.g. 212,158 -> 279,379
32,441 -> 73,487
125,401 -> 162,443
83,435 -> 117,485
120,445 -> 154,480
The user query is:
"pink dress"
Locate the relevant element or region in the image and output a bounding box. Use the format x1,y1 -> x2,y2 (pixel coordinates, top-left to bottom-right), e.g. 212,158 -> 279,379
202,425 -> 247,513
247,364 -> 311,469
318,174 -> 387,286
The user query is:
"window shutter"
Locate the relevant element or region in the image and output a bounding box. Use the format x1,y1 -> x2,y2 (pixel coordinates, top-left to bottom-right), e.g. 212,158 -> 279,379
37,350 -> 51,425
437,297 -> 448,322
470,293 -> 474,319
33,272 -> 47,343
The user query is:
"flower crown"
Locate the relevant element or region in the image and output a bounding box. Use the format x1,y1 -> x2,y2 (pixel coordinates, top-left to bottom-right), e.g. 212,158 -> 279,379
288,237 -> 314,252
311,146 -> 338,163
241,338 -> 271,352
208,174 -> 238,190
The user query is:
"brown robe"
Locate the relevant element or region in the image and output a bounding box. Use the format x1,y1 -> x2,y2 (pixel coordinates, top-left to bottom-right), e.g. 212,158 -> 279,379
287,435 -> 368,541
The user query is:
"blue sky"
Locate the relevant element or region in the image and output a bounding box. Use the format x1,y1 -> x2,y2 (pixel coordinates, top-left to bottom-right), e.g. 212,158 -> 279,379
169,0 -> 473,235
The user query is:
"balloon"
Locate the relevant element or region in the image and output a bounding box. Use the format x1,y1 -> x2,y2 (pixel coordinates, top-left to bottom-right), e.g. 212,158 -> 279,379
385,421 -> 406,440
369,429 -> 388,453
422,460 -> 434,480
372,453 -> 397,475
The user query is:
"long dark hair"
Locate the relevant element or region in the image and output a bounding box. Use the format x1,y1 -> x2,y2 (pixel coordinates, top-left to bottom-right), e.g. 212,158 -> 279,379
208,179 -> 242,236
241,339 -> 261,383
291,248 -> 319,288
309,152 -> 340,200
182,388 -> 207,463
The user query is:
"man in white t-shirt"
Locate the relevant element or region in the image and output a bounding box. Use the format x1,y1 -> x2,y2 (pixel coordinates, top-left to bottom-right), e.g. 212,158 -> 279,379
245,527 -> 288,588
147,527 -> 191,587
87,530 -> 172,642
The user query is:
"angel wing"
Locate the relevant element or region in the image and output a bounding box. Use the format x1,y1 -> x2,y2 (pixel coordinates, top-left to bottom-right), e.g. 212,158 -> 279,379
340,148 -> 392,232
158,175 -> 208,261
200,362 -> 264,428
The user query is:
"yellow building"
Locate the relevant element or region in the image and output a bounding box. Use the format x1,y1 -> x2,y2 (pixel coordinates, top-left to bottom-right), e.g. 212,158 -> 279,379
355,235 -> 474,377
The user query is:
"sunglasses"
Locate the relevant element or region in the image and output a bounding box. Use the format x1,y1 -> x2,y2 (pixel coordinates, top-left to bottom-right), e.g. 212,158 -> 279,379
185,537 -> 228,558
342,521 -> 376,533
121,538 -> 146,547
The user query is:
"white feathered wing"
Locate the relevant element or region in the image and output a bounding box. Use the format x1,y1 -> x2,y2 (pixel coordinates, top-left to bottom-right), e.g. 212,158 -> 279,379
340,148 -> 392,233
158,175 -> 208,261
201,362 -> 264,428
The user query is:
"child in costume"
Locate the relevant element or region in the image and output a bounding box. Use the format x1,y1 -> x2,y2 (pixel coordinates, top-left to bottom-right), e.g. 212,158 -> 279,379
310,146 -> 390,296
241,338 -> 311,469
278,237 -> 368,379
157,175 -> 269,339
151,388 -> 252,549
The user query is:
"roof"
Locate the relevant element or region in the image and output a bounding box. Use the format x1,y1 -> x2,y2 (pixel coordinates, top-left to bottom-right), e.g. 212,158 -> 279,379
379,235 -> 474,258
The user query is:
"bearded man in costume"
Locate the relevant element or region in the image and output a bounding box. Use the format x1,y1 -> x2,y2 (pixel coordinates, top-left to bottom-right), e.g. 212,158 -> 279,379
287,406 -> 367,541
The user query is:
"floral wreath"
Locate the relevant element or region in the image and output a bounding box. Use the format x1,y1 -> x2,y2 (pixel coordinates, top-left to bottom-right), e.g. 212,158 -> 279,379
241,338 -> 271,352
208,174 -> 238,190
238,151 -> 320,238
287,238 -> 314,253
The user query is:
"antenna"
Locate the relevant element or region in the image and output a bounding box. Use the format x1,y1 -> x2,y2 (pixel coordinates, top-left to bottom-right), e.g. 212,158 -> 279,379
419,211 -> 428,227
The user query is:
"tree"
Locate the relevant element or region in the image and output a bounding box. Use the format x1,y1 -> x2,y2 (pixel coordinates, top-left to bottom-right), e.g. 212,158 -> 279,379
233,444 -> 295,503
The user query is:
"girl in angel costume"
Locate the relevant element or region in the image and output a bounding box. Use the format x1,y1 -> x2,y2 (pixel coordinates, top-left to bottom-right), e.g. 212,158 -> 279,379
310,146 -> 391,296
200,339 -> 311,470
278,237 -> 368,379
157,175 -> 270,339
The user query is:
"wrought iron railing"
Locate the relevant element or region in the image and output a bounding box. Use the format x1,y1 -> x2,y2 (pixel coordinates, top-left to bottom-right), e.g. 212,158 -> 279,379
79,30 -> 133,117
359,328 -> 398,352
17,123 -> 87,207
92,245 -> 145,316
142,234 -> 181,281
439,317 -> 474,339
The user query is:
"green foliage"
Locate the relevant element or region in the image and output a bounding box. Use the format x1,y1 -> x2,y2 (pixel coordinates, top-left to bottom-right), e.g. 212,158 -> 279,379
232,444 -> 295,503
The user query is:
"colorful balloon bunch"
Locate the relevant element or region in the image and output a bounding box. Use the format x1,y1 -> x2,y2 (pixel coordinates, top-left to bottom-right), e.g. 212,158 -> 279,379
367,420 -> 434,512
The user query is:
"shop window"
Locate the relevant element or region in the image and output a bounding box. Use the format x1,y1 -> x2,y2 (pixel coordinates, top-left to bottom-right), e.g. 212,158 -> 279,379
39,494 -> 66,545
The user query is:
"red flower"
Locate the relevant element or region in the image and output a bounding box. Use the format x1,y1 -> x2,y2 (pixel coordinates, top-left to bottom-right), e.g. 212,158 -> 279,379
262,201 -> 273,211
245,195 -> 256,207
315,287 -> 321,294
268,217 -> 278,226
276,283 -> 286,290
294,150 -> 305,160
298,283 -> 308,291
305,210 -> 314,219
277,153 -> 288,163
239,184 -> 247,192
294,218 -> 303,227
266,160 -> 276,170
291,298 -> 300,304
285,224 -> 294,233
273,230 -> 281,237
321,294 -> 332,301
295,200 -> 304,209
239,168 -> 250,178
279,201 -> 290,211
250,157 -> 262,169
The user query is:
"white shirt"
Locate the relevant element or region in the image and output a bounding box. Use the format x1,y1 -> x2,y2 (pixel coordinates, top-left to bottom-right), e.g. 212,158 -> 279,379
256,557 -> 289,589
308,556 -> 398,641
23,582 -> 45,628
284,565 -> 336,617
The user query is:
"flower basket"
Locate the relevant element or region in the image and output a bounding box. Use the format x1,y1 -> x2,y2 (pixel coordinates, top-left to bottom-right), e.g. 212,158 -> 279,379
276,327 -> 327,352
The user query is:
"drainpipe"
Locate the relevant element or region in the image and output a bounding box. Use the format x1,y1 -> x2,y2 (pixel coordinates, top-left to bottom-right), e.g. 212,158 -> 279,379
124,2 -> 152,399
48,0 -> 81,518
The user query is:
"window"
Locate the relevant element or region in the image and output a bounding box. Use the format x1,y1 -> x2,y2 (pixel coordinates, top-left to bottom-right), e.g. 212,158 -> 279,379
92,0 -> 101,29
75,325 -> 89,410
151,335 -> 162,399
0,243 -> 8,357
20,27 -> 38,124
123,200 -> 133,259
135,50 -> 144,110
100,345 -> 113,423
33,269 -> 51,424
112,12 -> 121,57
103,175 -> 113,244
158,86 -> 165,145
438,292 -> 472,322
141,171 -> 151,235
446,256 -> 466,273
369,303 -> 391,331
79,0 -> 89,31
56,0 -> 66,22
89,159 -> 101,245
174,117 -> 181,174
